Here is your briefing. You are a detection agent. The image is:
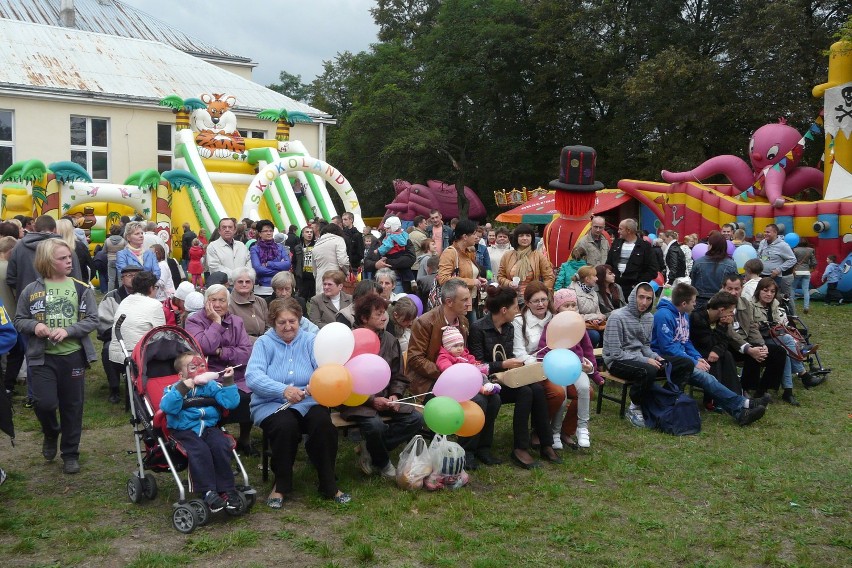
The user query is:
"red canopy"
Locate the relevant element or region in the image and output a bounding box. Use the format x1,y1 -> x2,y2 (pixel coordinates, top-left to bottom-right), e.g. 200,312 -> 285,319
495,189 -> 631,224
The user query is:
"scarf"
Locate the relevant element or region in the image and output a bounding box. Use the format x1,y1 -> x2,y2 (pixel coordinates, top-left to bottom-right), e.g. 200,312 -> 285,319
127,244 -> 145,263
513,247 -> 534,282
579,282 -> 594,294
256,238 -> 280,264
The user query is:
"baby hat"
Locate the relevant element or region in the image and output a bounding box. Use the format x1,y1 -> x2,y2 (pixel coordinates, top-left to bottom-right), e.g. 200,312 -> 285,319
185,291 -> 205,313
553,288 -> 577,311
174,281 -> 195,301
384,216 -> 402,232
442,326 -> 464,349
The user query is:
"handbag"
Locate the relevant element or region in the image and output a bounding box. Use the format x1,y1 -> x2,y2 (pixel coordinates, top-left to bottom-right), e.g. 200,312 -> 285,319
427,248 -> 459,309
490,344 -> 545,388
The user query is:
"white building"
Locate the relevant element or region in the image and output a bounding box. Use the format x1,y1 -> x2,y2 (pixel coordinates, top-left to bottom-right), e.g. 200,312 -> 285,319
0,0 -> 332,183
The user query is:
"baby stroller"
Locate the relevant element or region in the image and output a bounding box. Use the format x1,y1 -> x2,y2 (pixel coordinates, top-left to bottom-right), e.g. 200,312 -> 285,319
115,316 -> 256,533
776,295 -> 831,380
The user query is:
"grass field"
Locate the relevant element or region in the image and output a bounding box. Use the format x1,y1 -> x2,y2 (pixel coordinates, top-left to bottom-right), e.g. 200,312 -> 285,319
0,300 -> 850,567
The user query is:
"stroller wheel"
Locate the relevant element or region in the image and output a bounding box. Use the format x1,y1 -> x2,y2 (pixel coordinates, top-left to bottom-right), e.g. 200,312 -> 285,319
225,491 -> 247,516
141,475 -> 158,501
188,499 -> 209,526
172,504 -> 198,534
237,485 -> 256,510
127,475 -> 144,504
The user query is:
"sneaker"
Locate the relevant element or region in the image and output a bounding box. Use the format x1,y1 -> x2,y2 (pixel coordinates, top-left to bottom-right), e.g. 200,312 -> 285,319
0,467 -> 7,486
736,404 -> 766,426
753,393 -> 773,407
24,397 -> 34,409
552,434 -> 563,450
358,441 -> 374,475
225,491 -> 242,510
42,435 -> 58,461
782,392 -> 801,406
379,461 -> 396,479
108,392 -> 120,404
63,459 -> 80,474
203,490 -> 226,512
410,280 -> 418,294
577,428 -> 590,448
625,407 -> 646,428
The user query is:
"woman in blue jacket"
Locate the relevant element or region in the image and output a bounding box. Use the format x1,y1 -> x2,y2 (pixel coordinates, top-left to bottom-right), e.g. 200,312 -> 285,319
115,221 -> 160,279
250,220 -> 291,300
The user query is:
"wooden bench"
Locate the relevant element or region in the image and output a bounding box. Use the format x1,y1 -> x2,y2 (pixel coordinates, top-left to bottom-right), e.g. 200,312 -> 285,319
595,371 -> 632,418
260,411 -> 391,482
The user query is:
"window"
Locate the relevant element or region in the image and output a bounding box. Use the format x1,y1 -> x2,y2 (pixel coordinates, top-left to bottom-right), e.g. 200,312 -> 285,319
245,130 -> 266,139
0,110 -> 13,173
157,123 -> 174,173
70,116 -> 109,180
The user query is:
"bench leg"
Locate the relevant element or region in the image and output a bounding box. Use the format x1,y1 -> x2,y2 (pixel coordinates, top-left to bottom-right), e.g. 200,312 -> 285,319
261,430 -> 269,483
619,383 -> 629,418
596,383 -> 605,415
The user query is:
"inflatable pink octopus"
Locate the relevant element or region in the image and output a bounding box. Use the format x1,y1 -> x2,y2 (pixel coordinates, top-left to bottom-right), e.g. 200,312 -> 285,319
661,120 -> 823,207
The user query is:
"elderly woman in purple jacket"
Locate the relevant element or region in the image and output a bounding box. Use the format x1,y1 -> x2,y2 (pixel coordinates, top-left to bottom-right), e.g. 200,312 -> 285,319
184,284 -> 255,454
250,220 -> 292,300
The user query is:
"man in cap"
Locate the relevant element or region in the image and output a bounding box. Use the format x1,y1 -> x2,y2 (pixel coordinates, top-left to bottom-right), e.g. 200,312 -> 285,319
97,264 -> 142,403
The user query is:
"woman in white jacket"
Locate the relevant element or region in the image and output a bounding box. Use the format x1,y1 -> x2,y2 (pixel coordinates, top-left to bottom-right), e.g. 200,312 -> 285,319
109,271 -> 166,365
311,223 -> 350,285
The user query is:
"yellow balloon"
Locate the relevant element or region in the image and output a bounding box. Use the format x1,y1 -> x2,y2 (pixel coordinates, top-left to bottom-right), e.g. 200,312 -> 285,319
342,392 -> 369,406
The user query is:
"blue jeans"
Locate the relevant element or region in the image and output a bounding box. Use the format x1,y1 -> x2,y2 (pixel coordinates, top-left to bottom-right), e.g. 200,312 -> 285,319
792,274 -> 811,310
768,335 -> 805,388
669,361 -> 746,419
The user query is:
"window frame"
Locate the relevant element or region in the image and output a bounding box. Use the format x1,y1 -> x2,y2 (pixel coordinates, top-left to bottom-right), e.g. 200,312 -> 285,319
157,122 -> 174,173
69,115 -> 110,181
0,109 -> 14,174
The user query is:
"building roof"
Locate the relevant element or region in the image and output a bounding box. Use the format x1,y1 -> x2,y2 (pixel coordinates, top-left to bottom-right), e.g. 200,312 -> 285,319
0,18 -> 331,119
0,0 -> 251,65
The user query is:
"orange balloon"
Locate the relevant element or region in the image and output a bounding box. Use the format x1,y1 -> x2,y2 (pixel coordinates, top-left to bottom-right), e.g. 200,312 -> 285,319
546,310 -> 586,350
456,400 -> 485,437
342,391 -> 369,407
309,364 -> 353,407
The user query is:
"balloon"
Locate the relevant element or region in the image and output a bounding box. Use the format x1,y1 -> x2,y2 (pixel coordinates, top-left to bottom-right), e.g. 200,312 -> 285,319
345,353 -> 391,395
351,328 -> 381,358
732,244 -> 757,269
649,280 -> 660,293
784,232 -> 800,248
406,293 -> 424,316
342,391 -> 369,407
647,233 -> 657,241
433,363 -> 482,402
692,243 -> 708,260
423,396 -> 465,435
542,349 -> 582,387
726,240 -> 735,257
456,400 -> 485,437
309,364 -> 353,407
546,310 -> 586,350
314,322 -> 354,366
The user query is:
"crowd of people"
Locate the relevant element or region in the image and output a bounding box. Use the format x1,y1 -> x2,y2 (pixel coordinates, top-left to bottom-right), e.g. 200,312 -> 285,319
0,211 -> 830,505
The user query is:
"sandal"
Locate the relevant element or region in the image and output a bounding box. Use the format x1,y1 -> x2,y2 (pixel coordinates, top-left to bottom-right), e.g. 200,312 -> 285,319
266,493 -> 287,509
332,491 -> 352,504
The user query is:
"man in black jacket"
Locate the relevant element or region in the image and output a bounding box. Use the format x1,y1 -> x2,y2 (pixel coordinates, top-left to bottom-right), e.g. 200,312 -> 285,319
661,230 -> 687,284
341,212 -> 365,271
605,218 -> 659,298
180,222 -> 196,271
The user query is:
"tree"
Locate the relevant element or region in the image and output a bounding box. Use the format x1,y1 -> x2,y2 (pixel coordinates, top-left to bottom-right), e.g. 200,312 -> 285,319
267,70 -> 311,102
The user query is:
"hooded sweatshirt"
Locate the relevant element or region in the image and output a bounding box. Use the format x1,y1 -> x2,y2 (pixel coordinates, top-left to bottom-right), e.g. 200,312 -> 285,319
602,284 -> 658,367
650,297 -> 702,362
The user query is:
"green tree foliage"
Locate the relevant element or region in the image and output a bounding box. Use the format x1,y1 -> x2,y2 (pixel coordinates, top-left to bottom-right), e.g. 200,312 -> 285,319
290,0 -> 852,216
267,70 -> 312,102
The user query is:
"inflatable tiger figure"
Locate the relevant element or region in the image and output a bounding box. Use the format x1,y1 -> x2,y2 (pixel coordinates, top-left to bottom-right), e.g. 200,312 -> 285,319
192,93 -> 246,158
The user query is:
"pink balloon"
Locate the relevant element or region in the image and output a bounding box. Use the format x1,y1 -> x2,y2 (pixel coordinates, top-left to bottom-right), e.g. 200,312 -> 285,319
726,240 -> 735,257
692,243 -> 708,260
432,363 -> 482,402
546,311 -> 586,350
351,328 -> 381,358
345,354 -> 391,395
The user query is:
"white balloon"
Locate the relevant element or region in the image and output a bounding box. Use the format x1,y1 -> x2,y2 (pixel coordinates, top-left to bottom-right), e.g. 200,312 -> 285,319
313,322 -> 355,365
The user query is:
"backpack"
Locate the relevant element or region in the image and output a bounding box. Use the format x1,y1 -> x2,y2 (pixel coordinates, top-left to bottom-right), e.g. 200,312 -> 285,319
641,364 -> 701,436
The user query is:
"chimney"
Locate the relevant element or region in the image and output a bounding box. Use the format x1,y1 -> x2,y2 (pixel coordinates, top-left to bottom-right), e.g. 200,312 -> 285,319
60,0 -> 76,28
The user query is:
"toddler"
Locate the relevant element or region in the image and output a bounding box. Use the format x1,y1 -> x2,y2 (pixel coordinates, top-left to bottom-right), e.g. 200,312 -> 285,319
436,326 -> 500,395
159,352 -> 240,512
378,216 -> 416,291
821,255 -> 843,305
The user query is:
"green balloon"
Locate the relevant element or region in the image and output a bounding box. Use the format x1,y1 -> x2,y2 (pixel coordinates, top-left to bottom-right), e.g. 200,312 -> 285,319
424,396 -> 465,435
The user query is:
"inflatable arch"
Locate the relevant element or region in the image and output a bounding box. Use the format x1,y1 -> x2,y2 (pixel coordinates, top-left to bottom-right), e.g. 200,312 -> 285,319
242,156 -> 366,231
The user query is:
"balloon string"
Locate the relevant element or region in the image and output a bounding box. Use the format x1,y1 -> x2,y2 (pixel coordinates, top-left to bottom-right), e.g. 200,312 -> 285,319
393,401 -> 425,408
394,392 -> 431,403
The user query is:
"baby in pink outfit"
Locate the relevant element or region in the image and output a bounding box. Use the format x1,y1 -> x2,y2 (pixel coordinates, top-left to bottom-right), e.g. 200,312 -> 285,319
436,326 -> 500,395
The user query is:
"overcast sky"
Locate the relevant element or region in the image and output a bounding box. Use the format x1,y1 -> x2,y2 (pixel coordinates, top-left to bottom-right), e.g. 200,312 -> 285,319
121,0 -> 379,87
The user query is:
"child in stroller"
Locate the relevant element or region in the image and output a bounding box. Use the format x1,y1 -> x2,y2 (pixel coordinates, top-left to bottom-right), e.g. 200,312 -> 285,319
159,352 -> 240,513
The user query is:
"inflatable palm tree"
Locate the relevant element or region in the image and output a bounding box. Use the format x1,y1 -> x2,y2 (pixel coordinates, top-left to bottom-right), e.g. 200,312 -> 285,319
257,108 -> 313,141
159,95 -> 206,131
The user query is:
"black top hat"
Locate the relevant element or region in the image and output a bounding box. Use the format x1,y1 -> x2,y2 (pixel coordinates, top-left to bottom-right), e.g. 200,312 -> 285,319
549,145 -> 605,192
